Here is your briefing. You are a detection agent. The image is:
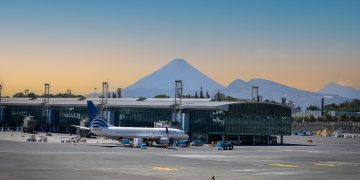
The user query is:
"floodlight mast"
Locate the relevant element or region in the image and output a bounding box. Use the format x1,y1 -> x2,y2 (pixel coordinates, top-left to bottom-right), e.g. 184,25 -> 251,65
101,82 -> 109,121
173,80 -> 183,128
0,84 -> 2,103
252,86 -> 259,102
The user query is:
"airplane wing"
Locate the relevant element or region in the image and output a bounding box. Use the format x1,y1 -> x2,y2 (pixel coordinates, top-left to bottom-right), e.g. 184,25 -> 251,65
71,125 -> 90,130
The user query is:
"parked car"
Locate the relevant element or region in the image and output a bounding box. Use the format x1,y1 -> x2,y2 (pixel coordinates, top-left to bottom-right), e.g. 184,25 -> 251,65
120,139 -> 132,147
60,137 -> 71,143
26,134 -> 36,142
216,141 -> 233,150
292,130 -> 311,136
190,140 -> 204,146
176,140 -> 191,147
140,143 -> 148,149
38,136 -> 47,142
269,136 -> 277,144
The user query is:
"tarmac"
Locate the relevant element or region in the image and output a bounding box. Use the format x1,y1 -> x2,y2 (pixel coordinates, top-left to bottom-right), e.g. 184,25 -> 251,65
0,132 -> 360,180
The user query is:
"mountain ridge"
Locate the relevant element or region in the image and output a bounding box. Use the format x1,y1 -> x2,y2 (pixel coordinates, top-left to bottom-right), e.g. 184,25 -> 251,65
123,59 -> 225,97
224,78 -> 349,108
318,82 -> 360,99
85,59 -> 353,107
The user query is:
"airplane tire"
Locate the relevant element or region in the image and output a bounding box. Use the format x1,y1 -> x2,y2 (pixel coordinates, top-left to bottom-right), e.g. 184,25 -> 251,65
224,146 -> 228,150
229,146 -> 233,150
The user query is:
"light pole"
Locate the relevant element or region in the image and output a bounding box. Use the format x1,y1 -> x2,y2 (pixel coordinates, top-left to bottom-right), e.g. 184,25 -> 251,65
0,84 -> 2,102
101,82 -> 109,121
0,84 -> 3,123
44,83 -> 50,132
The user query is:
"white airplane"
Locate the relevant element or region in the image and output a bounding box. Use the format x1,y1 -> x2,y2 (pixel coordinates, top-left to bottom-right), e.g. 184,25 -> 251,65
73,101 -> 188,145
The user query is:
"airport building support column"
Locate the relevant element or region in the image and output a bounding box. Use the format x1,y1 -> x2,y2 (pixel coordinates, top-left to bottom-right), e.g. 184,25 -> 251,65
222,134 -> 225,142
280,135 -> 283,144
253,135 -> 256,145
105,111 -> 115,125
267,135 -> 270,145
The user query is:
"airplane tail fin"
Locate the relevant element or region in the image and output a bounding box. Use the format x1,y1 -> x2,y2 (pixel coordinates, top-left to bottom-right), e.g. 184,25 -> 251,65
87,101 -> 109,128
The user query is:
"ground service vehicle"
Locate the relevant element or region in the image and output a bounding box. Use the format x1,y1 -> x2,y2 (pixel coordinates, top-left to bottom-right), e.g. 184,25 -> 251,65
26,134 -> 36,142
120,139 -> 132,147
216,141 -> 234,150
191,140 -> 204,146
176,140 -> 191,147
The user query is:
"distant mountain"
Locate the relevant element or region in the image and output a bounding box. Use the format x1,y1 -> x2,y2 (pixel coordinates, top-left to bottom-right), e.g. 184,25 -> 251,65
224,79 -> 252,99
224,79 -> 349,108
123,59 -> 225,97
88,58 -> 351,107
318,83 -> 360,99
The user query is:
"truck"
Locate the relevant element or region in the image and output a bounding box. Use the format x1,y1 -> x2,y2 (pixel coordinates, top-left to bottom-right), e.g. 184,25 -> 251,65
133,138 -> 143,148
26,134 -> 36,142
22,115 -> 36,133
216,141 -> 234,150
120,139 -> 132,147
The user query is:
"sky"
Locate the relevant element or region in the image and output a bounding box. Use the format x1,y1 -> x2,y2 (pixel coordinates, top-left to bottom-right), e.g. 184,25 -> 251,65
0,0 -> 359,96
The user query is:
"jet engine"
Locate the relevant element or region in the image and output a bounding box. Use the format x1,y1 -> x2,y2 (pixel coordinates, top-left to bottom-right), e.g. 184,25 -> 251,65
157,137 -> 169,145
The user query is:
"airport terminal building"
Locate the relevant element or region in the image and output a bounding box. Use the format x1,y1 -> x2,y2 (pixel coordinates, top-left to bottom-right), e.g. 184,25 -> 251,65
0,98 -> 292,144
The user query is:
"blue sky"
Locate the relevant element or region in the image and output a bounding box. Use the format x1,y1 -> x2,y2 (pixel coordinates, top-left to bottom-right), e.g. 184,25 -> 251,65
0,0 -> 359,95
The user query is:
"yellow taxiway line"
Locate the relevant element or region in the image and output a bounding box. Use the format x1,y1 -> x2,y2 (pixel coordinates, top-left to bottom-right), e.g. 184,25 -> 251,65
314,163 -> 338,167
151,166 -> 178,171
270,164 -> 298,168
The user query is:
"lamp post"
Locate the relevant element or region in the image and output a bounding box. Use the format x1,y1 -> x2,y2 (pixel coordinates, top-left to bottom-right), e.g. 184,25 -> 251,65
0,84 -> 2,102
44,83 -> 50,132
0,84 -> 3,123
101,82 -> 109,121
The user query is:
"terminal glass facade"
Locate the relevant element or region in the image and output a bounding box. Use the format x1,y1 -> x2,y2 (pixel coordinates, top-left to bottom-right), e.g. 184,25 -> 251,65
0,102 -> 292,141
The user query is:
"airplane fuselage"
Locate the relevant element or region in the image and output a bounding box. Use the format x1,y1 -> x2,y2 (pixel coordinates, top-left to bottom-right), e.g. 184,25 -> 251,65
90,126 -> 189,140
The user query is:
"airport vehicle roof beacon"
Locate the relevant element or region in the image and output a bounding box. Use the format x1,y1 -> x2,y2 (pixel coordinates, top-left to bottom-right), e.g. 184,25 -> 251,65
74,101 -> 189,146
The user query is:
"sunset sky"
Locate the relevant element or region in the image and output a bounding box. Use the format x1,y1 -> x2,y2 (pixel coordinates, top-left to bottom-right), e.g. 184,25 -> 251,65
0,0 -> 359,96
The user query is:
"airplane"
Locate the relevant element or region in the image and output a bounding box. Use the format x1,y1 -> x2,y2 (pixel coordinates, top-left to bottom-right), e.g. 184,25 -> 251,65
73,101 -> 189,146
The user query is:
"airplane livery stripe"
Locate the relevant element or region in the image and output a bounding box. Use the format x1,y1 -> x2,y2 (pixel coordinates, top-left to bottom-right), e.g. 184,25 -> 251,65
90,117 -> 109,128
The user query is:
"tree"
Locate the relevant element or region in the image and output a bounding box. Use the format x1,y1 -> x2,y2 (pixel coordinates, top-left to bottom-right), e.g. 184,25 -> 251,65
214,90 -> 222,101
28,93 -> 38,100
13,92 -> 26,98
306,105 -> 320,111
324,99 -> 360,112
112,92 -> 116,98
154,94 -> 170,98
108,92 -> 111,98
213,91 -> 239,102
194,92 -> 198,98
206,91 -> 210,98
340,114 -> 348,121
309,115 -> 316,122
287,101 -> 295,108
199,87 -> 204,98
324,114 -> 333,121
137,97 -> 147,101
13,92 -> 40,98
